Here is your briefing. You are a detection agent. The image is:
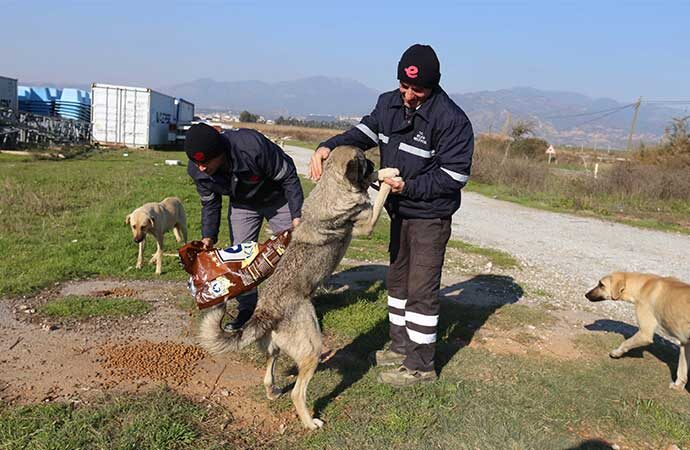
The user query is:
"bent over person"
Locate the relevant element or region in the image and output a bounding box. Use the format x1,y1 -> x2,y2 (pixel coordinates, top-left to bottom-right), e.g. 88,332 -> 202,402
186,123 -> 304,329
309,44 -> 474,386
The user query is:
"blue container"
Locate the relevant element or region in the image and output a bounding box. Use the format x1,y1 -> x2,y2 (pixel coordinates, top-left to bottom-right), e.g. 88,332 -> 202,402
18,86 -> 91,121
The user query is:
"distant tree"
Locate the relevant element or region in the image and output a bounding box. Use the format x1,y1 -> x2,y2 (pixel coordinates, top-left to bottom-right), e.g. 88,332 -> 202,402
239,111 -> 259,123
663,116 -> 690,155
264,115 -> 350,130
510,120 -> 535,140
502,120 -> 537,164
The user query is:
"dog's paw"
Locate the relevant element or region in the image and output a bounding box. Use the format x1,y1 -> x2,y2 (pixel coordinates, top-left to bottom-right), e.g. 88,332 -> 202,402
377,168 -> 399,181
311,418 -> 324,429
266,386 -> 282,400
669,380 -> 687,391
609,349 -> 624,359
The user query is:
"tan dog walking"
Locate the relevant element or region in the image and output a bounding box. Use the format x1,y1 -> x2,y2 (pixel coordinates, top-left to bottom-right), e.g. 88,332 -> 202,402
586,272 -> 690,391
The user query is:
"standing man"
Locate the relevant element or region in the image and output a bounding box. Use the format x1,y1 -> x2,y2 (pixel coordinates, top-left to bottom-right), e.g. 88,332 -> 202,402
309,44 -> 474,386
186,123 -> 304,329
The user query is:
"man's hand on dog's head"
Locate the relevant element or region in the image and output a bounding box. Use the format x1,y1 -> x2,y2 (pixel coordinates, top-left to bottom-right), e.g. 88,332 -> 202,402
309,147 -> 331,181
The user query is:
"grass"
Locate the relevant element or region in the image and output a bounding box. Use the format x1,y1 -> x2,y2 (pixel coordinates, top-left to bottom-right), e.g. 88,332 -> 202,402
1,147 -> 198,295
0,147 -> 512,296
38,295 -> 151,319
466,180 -> 690,235
484,303 -> 557,330
0,148 -> 317,296
285,138 -> 319,149
447,239 -> 520,268
4,260 -> 690,448
4,144 -> 690,449
246,284 -> 690,449
0,387 -> 255,450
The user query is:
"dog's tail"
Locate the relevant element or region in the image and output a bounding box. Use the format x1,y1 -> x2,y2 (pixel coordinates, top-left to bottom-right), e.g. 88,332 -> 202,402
198,305 -> 276,354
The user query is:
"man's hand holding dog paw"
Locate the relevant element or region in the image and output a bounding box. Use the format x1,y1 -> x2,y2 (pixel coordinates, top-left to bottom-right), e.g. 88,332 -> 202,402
383,177 -> 405,194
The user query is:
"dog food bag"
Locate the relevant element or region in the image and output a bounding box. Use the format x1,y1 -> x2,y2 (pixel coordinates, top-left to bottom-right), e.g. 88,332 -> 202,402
178,230 -> 292,309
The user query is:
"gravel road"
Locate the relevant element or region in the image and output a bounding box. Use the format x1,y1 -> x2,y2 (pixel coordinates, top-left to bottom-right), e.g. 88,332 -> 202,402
283,144 -> 690,314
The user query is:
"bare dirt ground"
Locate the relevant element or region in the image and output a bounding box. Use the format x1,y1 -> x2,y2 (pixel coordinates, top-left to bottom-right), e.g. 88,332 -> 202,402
0,279 -> 294,436
0,246 -> 637,436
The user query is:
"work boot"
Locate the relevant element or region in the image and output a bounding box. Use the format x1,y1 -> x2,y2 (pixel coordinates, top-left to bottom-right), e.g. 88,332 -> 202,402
370,349 -> 406,367
223,308 -> 253,331
377,365 -> 437,387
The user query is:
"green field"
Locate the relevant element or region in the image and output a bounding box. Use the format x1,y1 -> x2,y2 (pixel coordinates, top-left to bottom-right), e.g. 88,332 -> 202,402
2,148 -> 689,450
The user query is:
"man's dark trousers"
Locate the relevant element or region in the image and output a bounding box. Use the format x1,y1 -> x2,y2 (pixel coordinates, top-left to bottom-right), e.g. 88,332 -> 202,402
386,215 -> 452,372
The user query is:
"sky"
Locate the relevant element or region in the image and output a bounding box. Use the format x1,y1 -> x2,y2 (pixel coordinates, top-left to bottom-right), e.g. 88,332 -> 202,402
1,0 -> 689,102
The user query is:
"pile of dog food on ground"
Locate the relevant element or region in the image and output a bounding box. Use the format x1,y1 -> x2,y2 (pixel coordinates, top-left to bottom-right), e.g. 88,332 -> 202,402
98,340 -> 206,385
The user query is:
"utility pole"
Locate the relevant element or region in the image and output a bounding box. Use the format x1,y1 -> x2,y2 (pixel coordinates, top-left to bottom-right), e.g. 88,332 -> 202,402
501,111 -> 512,136
626,97 -> 642,151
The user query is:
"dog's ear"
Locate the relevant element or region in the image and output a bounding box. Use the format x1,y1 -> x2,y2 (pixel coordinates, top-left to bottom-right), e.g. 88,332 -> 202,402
125,214 -> 131,226
610,274 -> 626,300
345,158 -> 361,186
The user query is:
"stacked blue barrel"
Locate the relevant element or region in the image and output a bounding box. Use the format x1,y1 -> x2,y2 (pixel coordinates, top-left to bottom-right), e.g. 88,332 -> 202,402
18,86 -> 91,122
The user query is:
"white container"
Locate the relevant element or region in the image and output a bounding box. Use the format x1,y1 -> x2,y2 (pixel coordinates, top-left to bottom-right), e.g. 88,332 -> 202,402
0,76 -> 18,114
91,83 -> 176,148
174,98 -> 195,124
165,159 -> 182,166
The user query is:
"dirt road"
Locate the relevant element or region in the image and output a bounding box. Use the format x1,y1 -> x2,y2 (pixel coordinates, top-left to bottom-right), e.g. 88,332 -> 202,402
283,144 -> 690,291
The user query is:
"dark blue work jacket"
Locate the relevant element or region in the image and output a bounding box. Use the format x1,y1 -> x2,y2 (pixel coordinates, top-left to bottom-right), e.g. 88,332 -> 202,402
188,128 -> 303,240
319,87 -> 474,219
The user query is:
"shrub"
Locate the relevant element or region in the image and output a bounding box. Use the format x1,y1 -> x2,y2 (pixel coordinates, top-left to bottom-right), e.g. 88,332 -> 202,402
511,137 -> 549,160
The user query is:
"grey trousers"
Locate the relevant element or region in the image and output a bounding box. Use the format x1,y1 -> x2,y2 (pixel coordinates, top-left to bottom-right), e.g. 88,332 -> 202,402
228,201 -> 293,314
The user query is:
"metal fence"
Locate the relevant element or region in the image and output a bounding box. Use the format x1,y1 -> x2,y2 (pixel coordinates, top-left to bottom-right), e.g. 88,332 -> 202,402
0,107 -> 91,148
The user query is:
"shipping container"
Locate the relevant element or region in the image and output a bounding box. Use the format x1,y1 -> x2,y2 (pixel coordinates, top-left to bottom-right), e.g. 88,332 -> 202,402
91,83 -> 176,148
174,98 -> 195,124
0,76 -> 18,114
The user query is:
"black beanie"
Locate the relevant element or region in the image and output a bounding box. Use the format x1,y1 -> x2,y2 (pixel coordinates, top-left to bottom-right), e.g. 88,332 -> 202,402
185,123 -> 224,163
397,44 -> 441,89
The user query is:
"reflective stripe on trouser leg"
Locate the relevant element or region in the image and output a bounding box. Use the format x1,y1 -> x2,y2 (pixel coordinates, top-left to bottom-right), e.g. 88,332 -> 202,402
387,215 -> 409,355
388,296 -> 407,327
406,311 -> 439,345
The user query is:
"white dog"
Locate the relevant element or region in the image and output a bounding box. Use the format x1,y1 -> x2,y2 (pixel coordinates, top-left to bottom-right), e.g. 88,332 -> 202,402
125,197 -> 187,274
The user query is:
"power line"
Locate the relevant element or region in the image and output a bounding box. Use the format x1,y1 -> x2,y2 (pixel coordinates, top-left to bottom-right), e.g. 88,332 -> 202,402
575,104 -> 636,127
642,98 -> 690,103
544,103 -> 636,120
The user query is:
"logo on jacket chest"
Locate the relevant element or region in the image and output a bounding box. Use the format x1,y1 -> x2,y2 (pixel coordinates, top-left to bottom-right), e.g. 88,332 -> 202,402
412,130 -> 427,146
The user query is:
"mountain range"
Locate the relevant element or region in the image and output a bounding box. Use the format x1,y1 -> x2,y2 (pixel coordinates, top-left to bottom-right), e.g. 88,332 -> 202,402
24,77 -> 684,148
163,77 -> 684,149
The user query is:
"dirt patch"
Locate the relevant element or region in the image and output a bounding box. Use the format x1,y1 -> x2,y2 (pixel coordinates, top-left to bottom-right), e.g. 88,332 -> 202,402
91,287 -> 139,298
98,340 -> 206,385
0,278 -> 290,438
0,262 -> 634,439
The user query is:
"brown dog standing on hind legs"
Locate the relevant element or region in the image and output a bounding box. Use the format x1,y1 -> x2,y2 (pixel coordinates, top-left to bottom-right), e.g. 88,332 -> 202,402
586,271 -> 690,391
125,197 -> 187,275
199,146 -> 400,430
